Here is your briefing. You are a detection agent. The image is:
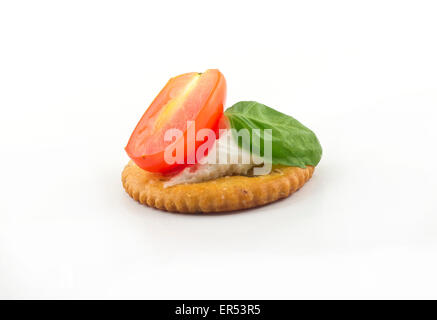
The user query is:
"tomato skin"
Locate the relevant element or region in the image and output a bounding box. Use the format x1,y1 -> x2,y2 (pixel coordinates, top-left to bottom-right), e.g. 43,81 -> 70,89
125,69 -> 226,173
217,112 -> 231,132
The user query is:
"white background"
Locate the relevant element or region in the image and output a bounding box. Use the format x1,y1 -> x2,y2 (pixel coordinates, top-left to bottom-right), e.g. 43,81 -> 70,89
1,0 -> 436,299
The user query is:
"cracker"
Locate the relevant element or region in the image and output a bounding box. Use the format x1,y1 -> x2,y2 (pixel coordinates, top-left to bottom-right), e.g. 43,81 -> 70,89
122,160 -> 314,213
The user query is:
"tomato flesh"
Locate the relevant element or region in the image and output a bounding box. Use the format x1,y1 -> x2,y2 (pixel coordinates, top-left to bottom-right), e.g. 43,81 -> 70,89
125,69 -> 226,173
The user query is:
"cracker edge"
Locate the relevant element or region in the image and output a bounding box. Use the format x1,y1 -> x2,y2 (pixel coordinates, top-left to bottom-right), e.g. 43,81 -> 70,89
122,161 -> 314,213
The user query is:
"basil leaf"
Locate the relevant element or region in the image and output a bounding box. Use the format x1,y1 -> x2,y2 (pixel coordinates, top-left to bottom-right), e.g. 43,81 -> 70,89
224,101 -> 322,168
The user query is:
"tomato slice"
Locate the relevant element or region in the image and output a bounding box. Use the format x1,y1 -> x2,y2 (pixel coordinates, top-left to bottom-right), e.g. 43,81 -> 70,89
125,69 -> 226,173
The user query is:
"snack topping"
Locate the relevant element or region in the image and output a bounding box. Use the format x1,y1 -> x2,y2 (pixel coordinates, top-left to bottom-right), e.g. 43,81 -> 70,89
125,70 -> 322,187
125,69 -> 226,173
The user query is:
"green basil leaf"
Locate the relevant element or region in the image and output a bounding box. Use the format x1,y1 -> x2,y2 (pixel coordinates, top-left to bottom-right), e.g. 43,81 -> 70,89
224,101 -> 322,168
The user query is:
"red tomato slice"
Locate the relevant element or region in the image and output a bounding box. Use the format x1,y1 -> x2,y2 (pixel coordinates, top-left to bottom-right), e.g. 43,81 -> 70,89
125,69 -> 226,173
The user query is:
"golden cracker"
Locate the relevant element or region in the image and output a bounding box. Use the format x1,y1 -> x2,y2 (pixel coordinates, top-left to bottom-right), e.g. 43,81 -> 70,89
122,160 -> 314,213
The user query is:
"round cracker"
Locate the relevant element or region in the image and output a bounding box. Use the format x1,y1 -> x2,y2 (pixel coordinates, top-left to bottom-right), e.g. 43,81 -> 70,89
122,160 -> 314,213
